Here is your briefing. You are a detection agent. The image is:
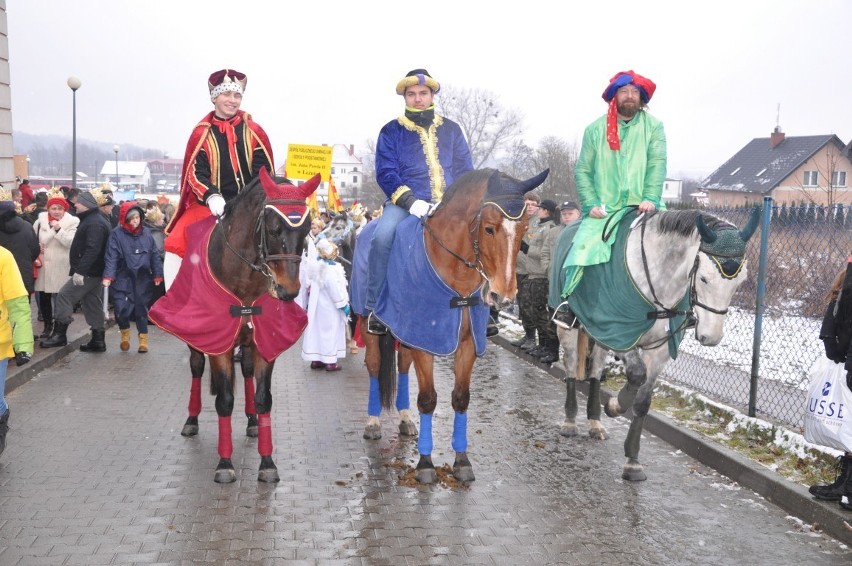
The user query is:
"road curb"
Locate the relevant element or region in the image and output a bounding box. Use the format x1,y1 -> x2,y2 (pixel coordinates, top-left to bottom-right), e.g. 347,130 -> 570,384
490,333 -> 852,547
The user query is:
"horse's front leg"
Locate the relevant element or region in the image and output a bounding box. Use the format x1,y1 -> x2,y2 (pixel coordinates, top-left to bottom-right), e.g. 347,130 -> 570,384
253,354 -> 280,483
396,346 -> 417,437
620,346 -> 669,482
238,342 -> 258,438
410,349 -> 438,484
361,318 -> 383,440
556,326 -> 580,438
181,347 -> 206,437
586,344 -> 609,441
210,353 -> 237,483
449,336 -> 477,482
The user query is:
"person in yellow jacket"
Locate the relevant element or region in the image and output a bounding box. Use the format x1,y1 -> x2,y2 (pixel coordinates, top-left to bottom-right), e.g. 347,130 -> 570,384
562,70 -> 666,296
0,245 -> 34,458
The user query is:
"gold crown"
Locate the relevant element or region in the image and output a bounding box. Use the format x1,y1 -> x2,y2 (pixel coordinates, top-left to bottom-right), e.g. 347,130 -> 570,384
46,187 -> 64,201
0,186 -> 11,202
91,184 -> 115,206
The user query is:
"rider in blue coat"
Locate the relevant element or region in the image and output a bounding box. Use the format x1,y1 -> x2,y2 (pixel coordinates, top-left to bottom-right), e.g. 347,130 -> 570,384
364,68 -> 473,335
102,201 -> 164,353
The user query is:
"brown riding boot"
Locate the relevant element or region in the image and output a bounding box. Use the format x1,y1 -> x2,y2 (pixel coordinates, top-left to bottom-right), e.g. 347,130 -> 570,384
120,329 -> 131,351
138,333 -> 149,353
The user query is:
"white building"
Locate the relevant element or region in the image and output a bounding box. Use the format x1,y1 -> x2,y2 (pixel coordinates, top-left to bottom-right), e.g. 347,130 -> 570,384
100,160 -> 151,189
330,144 -> 363,202
662,177 -> 683,204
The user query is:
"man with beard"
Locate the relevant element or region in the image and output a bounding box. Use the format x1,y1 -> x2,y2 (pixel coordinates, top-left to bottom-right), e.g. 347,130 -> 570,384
560,70 -> 666,296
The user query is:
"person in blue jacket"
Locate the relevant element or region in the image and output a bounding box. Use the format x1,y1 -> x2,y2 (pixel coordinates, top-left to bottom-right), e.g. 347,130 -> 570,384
102,202 -> 163,353
364,68 -> 474,334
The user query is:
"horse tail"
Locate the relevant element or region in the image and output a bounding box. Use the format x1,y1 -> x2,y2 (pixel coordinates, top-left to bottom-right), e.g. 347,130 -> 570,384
576,328 -> 589,381
378,332 -> 397,409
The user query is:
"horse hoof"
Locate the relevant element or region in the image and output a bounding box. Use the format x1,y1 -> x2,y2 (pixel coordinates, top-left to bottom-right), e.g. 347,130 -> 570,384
453,465 -> 475,482
258,461 -> 280,483
603,399 -> 621,418
415,467 -> 438,484
559,423 -> 579,438
398,420 -> 418,437
588,429 -> 609,441
246,414 -> 258,438
214,459 -> 236,484
363,423 -> 381,440
622,459 -> 647,482
181,416 -> 199,437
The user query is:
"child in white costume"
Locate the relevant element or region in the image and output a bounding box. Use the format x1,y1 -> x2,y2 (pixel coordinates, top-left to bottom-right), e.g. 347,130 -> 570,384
300,238 -> 349,371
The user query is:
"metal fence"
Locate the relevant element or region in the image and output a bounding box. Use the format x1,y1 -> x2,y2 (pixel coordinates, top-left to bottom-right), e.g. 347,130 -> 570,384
662,198 -> 851,429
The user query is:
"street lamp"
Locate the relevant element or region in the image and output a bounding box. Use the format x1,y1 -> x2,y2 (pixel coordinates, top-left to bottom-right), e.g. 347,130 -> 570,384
67,76 -> 82,189
113,145 -> 120,189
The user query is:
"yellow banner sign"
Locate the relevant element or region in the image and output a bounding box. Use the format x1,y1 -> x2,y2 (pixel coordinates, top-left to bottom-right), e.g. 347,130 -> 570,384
285,144 -> 333,181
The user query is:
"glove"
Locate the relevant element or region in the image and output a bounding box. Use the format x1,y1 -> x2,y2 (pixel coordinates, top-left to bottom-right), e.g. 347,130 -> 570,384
340,304 -> 351,316
14,351 -> 31,366
207,193 -> 226,217
102,279 -> 111,287
408,199 -> 432,219
72,273 -> 85,286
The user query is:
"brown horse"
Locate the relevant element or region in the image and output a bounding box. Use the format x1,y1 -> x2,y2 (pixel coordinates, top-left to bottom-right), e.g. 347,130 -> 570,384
151,168 -> 320,483
354,168 -> 549,483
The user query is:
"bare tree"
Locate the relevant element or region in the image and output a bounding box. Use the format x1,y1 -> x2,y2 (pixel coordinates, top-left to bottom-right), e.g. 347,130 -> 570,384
528,136 -> 578,203
437,85 -> 524,168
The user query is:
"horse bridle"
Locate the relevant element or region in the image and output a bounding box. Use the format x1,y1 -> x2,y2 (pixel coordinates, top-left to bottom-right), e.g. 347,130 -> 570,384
217,198 -> 307,287
634,212 -> 739,349
421,207 -> 490,282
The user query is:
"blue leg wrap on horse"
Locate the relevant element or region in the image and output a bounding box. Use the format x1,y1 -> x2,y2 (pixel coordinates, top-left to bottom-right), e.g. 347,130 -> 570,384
368,376 -> 381,417
418,413 -> 433,455
395,373 -> 410,411
452,411 -> 468,453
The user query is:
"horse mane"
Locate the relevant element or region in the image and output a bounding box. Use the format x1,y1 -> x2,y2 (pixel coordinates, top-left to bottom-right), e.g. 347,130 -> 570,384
440,169 -> 494,203
223,175 -> 264,216
656,209 -> 735,238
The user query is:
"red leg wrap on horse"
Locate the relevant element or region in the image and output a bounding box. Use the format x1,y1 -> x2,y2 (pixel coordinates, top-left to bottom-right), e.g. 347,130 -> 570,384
257,413 -> 273,457
218,416 -> 233,459
244,377 -> 256,416
188,376 -> 202,416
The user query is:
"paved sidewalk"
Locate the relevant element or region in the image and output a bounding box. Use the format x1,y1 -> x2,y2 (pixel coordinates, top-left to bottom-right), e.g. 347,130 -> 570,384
1,327 -> 850,564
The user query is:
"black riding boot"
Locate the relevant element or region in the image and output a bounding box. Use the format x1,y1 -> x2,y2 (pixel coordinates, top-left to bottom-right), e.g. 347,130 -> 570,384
811,453 -> 852,501
0,407 -> 8,458
80,329 -> 107,353
39,321 -> 69,348
39,320 -> 54,339
510,329 -> 535,348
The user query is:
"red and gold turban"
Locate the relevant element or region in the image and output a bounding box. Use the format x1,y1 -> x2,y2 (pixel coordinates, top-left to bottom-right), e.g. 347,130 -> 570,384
602,70 -> 656,150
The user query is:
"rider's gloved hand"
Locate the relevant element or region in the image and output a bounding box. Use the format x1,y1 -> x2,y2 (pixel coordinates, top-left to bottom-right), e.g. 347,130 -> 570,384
408,199 -> 432,219
207,193 -> 226,217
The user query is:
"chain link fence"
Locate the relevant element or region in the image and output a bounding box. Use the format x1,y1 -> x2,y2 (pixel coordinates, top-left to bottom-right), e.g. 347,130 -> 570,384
662,200 -> 851,429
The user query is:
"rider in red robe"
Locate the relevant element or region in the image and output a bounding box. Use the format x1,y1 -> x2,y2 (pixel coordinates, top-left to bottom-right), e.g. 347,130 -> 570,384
164,69 -> 274,278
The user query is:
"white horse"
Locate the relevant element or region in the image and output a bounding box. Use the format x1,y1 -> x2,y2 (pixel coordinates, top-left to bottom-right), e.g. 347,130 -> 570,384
554,208 -> 759,481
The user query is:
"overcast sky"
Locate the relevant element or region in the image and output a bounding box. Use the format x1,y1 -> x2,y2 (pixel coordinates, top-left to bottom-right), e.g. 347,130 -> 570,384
7,0 -> 851,180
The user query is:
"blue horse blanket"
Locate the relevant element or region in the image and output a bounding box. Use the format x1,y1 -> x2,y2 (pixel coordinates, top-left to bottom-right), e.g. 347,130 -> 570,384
359,216 -> 489,357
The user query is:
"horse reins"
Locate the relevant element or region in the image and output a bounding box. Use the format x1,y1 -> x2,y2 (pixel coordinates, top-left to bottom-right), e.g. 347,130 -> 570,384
216,198 -> 307,287
420,210 -> 489,282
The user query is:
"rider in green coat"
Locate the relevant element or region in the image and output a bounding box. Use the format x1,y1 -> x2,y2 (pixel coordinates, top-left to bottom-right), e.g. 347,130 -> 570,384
562,70 -> 666,296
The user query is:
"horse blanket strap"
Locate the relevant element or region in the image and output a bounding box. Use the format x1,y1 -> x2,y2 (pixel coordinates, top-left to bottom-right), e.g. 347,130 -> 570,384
374,216 -> 489,357
150,216 -> 308,361
568,210 -> 688,359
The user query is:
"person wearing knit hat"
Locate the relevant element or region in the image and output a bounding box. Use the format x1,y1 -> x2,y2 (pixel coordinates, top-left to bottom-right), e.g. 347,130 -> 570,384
163,68 -> 274,289
363,68 -> 473,335
40,187 -> 112,352
561,69 -> 667,297
32,187 -> 80,339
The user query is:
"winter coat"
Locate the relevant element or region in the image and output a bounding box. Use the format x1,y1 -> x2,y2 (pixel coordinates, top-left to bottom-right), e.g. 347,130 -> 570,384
143,220 -> 165,262
0,210 -> 39,294
32,210 -> 79,293
68,207 -> 111,277
103,202 -> 164,302
0,246 -> 33,359
524,217 -> 560,280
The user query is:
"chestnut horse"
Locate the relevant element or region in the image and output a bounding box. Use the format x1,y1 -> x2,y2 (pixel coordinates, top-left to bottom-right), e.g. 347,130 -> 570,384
354,168 -> 549,483
151,168 -> 320,483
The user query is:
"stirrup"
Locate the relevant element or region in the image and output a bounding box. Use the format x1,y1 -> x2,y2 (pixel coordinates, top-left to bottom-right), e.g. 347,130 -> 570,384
551,300 -> 577,330
366,312 -> 388,335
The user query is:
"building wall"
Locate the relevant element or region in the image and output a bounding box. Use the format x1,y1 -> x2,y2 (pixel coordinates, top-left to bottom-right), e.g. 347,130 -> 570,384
0,2 -> 12,187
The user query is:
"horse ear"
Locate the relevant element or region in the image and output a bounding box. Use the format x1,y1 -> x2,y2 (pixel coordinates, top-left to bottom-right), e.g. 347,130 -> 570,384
739,207 -> 760,242
520,169 -> 550,193
297,174 -> 322,200
696,214 -> 717,243
258,166 -> 277,193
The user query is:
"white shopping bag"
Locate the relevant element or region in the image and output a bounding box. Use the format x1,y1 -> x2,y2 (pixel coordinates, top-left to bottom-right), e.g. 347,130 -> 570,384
804,356 -> 852,453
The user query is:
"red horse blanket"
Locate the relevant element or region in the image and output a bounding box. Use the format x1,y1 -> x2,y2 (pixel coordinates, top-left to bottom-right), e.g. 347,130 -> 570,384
149,217 -> 307,361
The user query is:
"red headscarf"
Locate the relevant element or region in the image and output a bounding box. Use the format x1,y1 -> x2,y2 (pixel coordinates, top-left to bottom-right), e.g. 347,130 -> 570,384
602,70 -> 656,150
